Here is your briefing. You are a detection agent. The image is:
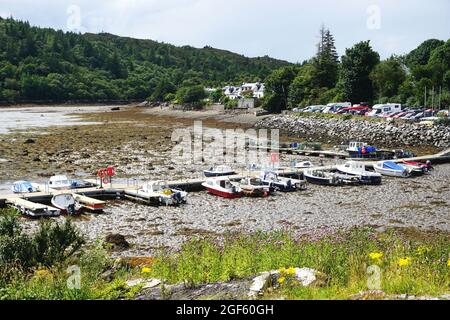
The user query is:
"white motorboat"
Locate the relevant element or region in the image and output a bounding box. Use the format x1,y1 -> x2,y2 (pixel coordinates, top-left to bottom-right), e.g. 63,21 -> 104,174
238,177 -> 273,197
295,161 -> 315,169
304,169 -> 360,186
202,177 -> 242,198
51,193 -> 82,215
260,171 -> 306,192
140,181 -> 188,206
336,161 -> 382,185
373,161 -> 410,177
203,165 -> 235,177
48,175 -> 72,190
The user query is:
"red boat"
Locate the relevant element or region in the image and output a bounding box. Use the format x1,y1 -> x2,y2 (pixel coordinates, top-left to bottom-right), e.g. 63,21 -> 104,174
202,177 -> 242,199
401,160 -> 432,173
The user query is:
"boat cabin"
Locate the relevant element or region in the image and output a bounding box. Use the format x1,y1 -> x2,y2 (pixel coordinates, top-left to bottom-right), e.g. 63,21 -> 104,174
48,175 -> 72,189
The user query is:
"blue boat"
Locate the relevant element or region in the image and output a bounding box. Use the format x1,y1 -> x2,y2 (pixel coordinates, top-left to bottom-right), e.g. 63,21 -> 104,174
11,181 -> 37,193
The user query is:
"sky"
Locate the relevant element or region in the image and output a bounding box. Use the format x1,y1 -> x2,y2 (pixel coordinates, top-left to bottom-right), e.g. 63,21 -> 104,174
0,0 -> 449,63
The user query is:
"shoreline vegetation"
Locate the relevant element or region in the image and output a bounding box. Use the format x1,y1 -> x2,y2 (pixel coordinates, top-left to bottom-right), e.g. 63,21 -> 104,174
1,208 -> 448,300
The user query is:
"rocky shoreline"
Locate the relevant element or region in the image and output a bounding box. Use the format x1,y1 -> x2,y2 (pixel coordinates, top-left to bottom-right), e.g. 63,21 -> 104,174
255,114 -> 450,149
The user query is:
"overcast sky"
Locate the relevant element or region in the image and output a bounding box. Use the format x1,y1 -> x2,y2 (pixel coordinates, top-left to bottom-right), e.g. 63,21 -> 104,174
1,0 -> 449,62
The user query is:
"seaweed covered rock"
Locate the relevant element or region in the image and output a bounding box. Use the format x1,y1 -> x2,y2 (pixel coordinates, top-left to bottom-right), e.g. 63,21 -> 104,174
104,233 -> 130,250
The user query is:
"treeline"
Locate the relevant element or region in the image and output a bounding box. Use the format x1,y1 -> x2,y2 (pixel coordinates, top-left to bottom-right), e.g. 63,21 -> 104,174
0,17 -> 288,104
263,26 -> 450,113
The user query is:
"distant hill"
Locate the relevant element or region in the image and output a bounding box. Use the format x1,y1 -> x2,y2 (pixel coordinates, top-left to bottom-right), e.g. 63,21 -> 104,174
0,17 -> 290,103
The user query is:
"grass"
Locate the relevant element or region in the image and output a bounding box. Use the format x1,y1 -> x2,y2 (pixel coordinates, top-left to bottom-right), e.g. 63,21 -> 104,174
1,207 -> 449,300
147,228 -> 450,299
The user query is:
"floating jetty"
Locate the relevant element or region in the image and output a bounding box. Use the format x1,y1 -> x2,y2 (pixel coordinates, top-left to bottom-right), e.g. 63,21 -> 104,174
1,147 -> 449,216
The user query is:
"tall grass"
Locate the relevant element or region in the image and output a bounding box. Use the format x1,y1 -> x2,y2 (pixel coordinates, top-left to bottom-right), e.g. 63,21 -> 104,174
148,228 -> 450,298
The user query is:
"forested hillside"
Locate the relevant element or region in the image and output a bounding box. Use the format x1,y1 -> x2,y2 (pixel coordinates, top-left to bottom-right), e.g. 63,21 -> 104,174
0,17 -> 289,103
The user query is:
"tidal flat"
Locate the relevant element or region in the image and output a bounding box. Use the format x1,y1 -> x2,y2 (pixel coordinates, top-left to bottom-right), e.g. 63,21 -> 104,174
0,105 -> 449,257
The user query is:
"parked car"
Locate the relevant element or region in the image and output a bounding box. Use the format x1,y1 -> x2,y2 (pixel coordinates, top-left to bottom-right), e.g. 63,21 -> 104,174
303,105 -> 326,113
323,102 -> 352,113
338,105 -> 370,115
367,103 -> 402,117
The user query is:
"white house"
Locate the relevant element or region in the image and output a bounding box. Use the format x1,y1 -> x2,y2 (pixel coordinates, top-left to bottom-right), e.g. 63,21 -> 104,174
223,82 -> 264,99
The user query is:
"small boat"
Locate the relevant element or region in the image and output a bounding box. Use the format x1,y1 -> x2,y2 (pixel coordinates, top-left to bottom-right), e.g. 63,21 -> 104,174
304,169 -> 360,186
141,181 -> 188,206
295,161 -> 315,169
48,175 -> 72,190
51,194 -> 82,215
260,171 -> 306,192
238,177 -> 273,197
11,181 -> 38,193
401,160 -> 432,175
336,161 -> 382,185
202,177 -> 242,198
347,141 -> 394,160
203,165 -> 235,177
373,161 -> 410,177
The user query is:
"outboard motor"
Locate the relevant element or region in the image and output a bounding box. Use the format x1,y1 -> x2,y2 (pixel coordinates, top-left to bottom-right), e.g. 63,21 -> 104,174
67,203 -> 76,215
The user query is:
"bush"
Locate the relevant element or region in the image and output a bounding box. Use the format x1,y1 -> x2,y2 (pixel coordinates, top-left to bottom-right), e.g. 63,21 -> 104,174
435,117 -> 450,126
0,209 -> 85,279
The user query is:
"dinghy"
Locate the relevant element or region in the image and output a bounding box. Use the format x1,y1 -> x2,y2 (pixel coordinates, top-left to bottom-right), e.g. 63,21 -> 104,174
141,181 -> 188,206
373,161 -> 410,177
51,193 -> 82,215
203,165 -> 235,177
238,177 -> 273,197
304,169 -> 360,186
202,177 -> 242,198
260,171 -> 306,192
401,160 -> 432,175
11,181 -> 38,193
295,161 -> 315,169
336,161 -> 382,185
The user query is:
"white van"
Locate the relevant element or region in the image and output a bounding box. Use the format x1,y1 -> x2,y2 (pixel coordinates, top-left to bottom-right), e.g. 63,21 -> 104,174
367,103 -> 402,117
323,102 -> 352,114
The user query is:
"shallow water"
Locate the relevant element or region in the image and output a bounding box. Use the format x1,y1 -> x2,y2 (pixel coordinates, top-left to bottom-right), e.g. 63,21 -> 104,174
0,106 -> 106,134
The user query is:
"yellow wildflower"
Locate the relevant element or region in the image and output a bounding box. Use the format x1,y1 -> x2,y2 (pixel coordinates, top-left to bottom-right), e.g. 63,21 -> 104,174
416,245 -> 430,255
447,259 -> 450,267
286,267 -> 296,276
369,252 -> 383,261
398,257 -> 412,267
141,267 -> 152,274
278,276 -> 286,284
34,269 -> 52,279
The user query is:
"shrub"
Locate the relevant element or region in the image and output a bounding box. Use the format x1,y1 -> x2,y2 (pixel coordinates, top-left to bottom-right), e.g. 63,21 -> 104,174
0,209 -> 85,277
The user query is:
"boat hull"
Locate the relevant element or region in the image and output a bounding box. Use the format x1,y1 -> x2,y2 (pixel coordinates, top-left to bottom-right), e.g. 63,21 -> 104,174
336,168 -> 382,185
203,171 -> 236,178
204,187 -> 242,198
304,174 -> 336,186
373,166 -> 408,178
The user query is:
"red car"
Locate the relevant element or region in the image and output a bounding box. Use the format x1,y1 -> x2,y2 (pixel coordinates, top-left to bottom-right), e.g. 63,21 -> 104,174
338,105 -> 371,115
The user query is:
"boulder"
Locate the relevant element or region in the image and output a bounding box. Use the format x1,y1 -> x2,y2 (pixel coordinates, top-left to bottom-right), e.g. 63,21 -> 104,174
104,233 -> 130,250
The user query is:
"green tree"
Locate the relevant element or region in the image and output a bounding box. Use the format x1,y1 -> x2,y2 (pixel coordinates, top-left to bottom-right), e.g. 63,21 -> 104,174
149,79 -> 176,102
370,57 -> 406,100
340,41 -> 380,103
176,85 -> 207,106
263,66 -> 299,113
311,26 -> 339,88
405,39 -> 444,66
